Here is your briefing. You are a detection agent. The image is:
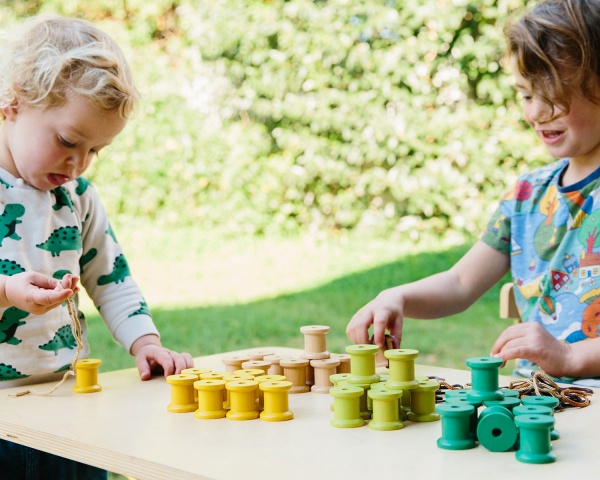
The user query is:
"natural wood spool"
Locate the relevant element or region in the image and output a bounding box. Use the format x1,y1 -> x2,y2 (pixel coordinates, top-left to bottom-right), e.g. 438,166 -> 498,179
279,358 -> 310,393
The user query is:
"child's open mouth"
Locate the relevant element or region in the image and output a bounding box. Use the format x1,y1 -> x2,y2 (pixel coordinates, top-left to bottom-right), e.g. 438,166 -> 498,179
540,130 -> 564,143
48,173 -> 70,186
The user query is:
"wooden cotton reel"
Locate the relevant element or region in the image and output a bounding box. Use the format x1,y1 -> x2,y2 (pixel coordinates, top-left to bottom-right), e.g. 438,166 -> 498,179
73,359 -> 102,394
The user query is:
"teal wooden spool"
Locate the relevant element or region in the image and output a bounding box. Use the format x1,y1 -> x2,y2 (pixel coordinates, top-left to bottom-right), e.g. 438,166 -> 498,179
446,395 -> 481,439
514,414 -> 555,464
368,388 -> 404,431
477,405 -> 517,452
521,396 -> 560,440
466,357 -> 503,402
483,396 -> 521,412
436,403 -> 476,450
499,388 -> 520,399
330,385 -> 365,428
445,389 -> 469,400
346,344 -> 380,385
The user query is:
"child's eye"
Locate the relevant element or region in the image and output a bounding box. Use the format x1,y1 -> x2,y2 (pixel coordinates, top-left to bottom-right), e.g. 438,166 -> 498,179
58,136 -> 76,148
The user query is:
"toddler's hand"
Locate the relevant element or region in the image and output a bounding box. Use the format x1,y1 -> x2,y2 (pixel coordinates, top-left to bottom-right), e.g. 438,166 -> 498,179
3,272 -> 79,315
490,322 -> 570,378
346,288 -> 404,348
131,335 -> 194,380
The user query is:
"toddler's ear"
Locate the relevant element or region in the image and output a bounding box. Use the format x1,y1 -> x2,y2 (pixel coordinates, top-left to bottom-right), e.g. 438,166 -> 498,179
2,102 -> 20,121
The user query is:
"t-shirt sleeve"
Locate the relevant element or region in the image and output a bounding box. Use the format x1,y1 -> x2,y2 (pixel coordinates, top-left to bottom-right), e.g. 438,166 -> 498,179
480,188 -> 513,256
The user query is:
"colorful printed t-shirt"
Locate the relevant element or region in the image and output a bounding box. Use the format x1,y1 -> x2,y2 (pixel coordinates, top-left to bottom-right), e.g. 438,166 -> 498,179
482,159 -> 600,384
0,168 -> 159,388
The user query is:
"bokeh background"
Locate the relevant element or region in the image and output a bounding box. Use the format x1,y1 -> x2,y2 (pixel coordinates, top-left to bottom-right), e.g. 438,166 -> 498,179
0,0 -> 541,372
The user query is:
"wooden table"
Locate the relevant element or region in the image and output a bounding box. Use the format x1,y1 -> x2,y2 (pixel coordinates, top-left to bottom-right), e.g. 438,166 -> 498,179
0,347 -> 596,479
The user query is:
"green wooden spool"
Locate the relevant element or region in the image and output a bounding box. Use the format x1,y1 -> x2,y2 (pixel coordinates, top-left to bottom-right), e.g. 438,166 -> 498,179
515,414 -> 555,464
466,357 -> 503,402
407,379 -> 440,422
368,388 -> 404,431
445,395 -> 481,439
521,396 -> 560,440
330,385 -> 365,428
346,344 -> 380,385
384,349 -> 420,390
436,403 -> 476,450
483,396 -> 521,412
477,405 -> 517,452
329,373 -> 350,412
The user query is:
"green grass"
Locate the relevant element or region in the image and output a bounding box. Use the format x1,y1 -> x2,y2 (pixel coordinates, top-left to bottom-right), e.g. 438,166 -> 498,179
83,227 -> 514,373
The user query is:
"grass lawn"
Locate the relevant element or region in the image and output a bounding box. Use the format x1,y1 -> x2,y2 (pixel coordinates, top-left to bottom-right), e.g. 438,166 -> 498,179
84,226 -> 515,373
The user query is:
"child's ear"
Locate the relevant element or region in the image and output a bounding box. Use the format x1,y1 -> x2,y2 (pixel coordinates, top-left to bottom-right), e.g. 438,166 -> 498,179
2,102 -> 19,121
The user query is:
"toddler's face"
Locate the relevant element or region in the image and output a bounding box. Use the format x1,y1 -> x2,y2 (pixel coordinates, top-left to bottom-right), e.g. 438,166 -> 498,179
0,90 -> 126,191
512,65 -> 600,167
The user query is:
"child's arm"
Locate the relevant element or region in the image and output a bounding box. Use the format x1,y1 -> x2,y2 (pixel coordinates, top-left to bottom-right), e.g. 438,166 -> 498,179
0,272 -> 79,315
347,241 -> 510,348
491,322 -> 600,378
130,334 -> 194,380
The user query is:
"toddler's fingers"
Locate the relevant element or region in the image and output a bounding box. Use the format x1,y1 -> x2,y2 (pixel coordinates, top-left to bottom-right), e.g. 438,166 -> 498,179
173,352 -> 194,375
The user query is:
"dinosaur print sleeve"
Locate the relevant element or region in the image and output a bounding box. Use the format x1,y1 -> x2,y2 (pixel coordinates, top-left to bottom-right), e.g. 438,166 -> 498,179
73,180 -> 159,353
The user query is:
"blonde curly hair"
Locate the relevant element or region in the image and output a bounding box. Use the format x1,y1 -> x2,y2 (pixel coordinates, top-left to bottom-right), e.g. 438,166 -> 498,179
0,15 -> 139,119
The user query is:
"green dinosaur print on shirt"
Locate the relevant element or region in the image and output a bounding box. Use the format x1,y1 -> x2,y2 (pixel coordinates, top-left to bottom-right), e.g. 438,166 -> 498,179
0,203 -> 25,246
52,270 -> 72,280
98,254 -> 130,285
0,307 -> 29,345
36,226 -> 82,257
75,177 -> 91,196
0,259 -> 25,276
79,248 -> 97,274
0,178 -> 12,189
106,224 -> 117,243
51,187 -> 74,212
128,301 -> 150,317
0,363 -> 28,381
39,325 -> 77,355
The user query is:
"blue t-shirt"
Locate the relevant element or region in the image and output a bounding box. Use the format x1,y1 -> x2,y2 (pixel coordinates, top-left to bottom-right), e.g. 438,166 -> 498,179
482,159 -> 600,385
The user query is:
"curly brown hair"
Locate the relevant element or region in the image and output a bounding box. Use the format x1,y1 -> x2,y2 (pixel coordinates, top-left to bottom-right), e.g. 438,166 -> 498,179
505,0 -> 600,113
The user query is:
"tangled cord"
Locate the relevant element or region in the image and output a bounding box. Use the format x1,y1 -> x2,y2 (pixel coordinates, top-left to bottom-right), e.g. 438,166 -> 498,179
507,371 -> 593,410
434,371 -> 593,410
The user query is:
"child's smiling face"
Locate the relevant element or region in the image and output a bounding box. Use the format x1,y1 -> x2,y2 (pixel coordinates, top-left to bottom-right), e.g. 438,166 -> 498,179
0,90 -> 126,191
513,63 -> 600,168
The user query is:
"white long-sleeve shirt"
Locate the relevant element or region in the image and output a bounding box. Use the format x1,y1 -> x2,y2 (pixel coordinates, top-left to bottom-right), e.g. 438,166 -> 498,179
0,167 -> 158,387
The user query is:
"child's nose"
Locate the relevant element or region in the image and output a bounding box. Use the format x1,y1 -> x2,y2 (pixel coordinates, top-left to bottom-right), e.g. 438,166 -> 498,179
66,152 -> 90,171
529,97 -> 554,124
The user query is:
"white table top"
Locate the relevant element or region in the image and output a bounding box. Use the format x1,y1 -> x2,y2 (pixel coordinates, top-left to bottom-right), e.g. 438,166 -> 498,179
0,347 -> 596,480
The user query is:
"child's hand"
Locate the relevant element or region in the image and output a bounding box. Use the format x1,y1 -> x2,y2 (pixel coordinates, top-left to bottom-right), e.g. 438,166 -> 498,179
2,272 -> 79,315
131,334 -> 194,380
490,322 -> 570,378
346,288 -> 404,348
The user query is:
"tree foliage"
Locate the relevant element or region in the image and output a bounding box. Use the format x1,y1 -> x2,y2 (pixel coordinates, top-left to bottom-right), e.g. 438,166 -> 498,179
0,0 -> 546,237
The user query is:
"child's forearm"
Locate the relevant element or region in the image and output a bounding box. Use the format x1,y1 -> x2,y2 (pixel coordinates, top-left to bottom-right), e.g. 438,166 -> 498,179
392,270 -> 476,319
399,243 -> 509,319
565,338 -> 600,378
